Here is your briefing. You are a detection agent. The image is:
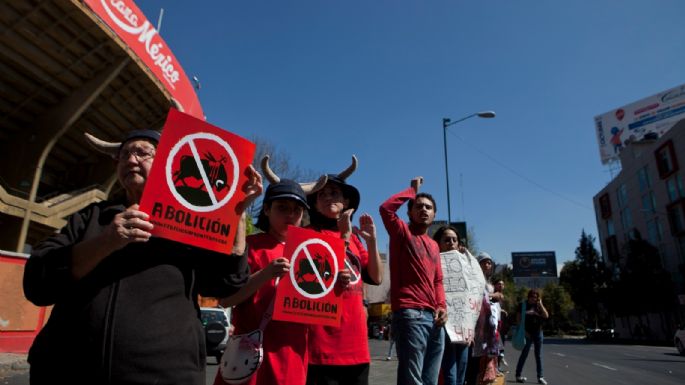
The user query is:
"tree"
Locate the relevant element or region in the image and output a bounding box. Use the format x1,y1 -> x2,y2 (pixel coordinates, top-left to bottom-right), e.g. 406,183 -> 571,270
248,135 -> 319,222
541,282 -> 575,335
559,230 -> 610,328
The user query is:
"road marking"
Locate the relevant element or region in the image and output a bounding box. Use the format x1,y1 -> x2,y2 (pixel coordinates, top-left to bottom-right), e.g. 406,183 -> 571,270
592,363 -> 617,371
552,352 -> 566,357
621,352 -> 646,358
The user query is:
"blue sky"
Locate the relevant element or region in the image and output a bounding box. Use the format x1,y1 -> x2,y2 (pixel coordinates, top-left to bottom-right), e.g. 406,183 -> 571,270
136,0 -> 685,268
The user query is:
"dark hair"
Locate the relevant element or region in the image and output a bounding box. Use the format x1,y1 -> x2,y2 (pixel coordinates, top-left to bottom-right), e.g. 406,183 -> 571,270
432,225 -> 461,244
254,201 -> 273,232
527,288 -> 541,298
408,192 -> 437,212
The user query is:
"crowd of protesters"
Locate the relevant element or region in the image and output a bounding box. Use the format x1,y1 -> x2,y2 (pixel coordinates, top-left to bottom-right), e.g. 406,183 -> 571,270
23,127 -> 548,385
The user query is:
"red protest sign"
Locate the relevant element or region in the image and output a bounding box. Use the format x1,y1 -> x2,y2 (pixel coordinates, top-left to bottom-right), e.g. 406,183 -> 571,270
273,226 -> 345,327
139,109 -> 255,253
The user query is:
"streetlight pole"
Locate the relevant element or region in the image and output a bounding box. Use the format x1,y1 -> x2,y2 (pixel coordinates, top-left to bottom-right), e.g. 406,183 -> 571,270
442,111 -> 496,224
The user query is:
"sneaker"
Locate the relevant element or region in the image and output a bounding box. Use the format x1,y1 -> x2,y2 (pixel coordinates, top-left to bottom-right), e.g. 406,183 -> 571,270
538,378 -> 548,385
516,376 -> 527,383
385,356 -> 392,361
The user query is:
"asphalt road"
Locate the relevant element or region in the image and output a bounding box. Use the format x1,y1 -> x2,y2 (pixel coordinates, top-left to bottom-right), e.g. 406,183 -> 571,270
4,338 -> 684,384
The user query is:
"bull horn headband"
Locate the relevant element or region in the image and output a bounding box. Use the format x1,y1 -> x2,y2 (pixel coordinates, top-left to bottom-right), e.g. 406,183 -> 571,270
337,155 -> 358,181
84,132 -> 120,159
261,155 -> 327,194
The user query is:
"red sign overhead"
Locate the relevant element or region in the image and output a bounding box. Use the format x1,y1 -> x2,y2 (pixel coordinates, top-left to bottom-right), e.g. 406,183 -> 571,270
139,109 -> 255,253
273,226 -> 345,327
83,0 -> 203,119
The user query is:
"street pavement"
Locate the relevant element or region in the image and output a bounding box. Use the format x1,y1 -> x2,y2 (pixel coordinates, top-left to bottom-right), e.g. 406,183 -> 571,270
4,337 -> 685,384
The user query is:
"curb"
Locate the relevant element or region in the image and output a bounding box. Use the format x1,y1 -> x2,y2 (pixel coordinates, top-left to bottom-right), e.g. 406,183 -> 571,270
0,353 -> 29,379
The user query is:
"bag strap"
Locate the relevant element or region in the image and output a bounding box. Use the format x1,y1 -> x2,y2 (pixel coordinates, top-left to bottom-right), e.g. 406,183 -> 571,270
520,301 -> 526,325
258,278 -> 280,331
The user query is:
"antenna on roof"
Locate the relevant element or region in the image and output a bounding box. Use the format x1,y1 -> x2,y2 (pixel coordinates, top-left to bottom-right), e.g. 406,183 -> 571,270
157,8 -> 164,32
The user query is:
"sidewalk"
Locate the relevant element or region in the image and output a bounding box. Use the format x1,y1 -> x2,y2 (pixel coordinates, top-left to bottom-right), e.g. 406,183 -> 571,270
0,353 -> 28,379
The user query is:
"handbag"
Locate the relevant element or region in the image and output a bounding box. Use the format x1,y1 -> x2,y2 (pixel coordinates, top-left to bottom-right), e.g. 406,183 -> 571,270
512,301 -> 527,351
219,297 -> 274,384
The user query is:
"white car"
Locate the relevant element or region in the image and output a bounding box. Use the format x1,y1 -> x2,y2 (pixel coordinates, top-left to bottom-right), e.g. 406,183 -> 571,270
201,307 -> 230,362
675,325 -> 685,355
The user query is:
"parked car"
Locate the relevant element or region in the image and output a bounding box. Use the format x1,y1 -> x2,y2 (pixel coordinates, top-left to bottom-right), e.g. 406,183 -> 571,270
674,325 -> 685,355
200,307 -> 230,362
586,328 -> 617,341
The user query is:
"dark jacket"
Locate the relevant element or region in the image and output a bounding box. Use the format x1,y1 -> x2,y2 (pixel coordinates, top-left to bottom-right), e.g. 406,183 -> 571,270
23,200 -> 249,385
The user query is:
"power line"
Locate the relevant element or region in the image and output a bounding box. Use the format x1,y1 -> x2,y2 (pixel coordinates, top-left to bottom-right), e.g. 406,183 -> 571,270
448,131 -> 593,211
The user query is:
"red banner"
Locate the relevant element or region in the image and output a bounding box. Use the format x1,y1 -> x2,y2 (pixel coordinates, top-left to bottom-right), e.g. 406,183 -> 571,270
83,0 -> 203,119
139,109 -> 255,253
273,226 -> 345,327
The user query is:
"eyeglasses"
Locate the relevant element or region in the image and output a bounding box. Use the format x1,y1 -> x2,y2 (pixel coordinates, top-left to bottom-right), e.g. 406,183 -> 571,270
118,148 -> 155,162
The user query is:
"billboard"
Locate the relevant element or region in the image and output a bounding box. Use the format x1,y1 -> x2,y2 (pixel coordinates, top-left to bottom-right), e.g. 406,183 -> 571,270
511,251 -> 557,278
595,83 -> 685,164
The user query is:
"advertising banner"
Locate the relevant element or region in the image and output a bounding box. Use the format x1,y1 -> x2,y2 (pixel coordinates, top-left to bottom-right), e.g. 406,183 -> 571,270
83,0 -> 203,119
595,83 -> 685,164
440,250 -> 485,344
139,109 -> 255,253
273,226 -> 345,327
511,251 -> 557,278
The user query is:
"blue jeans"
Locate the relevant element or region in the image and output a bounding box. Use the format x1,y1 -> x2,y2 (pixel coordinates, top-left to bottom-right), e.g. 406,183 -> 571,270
392,309 -> 445,385
441,338 -> 469,385
515,330 -> 544,379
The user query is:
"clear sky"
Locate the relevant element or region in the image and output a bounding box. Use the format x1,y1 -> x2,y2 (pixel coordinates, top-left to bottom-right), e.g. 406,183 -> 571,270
136,0 -> 685,268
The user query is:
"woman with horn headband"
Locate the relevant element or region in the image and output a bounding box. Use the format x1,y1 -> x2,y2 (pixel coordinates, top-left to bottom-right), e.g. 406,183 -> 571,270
23,129 -> 262,385
304,156 -> 383,385
212,156 -> 327,385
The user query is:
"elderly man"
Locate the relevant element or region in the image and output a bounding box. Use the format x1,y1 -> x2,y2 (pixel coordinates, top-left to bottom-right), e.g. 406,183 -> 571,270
23,128 -> 262,385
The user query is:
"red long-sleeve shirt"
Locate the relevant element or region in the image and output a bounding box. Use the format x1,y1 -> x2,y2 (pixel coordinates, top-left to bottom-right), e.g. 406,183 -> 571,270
379,187 -> 446,312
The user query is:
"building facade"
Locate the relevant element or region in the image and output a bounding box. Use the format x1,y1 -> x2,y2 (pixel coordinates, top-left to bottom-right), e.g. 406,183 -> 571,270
593,119 -> 685,339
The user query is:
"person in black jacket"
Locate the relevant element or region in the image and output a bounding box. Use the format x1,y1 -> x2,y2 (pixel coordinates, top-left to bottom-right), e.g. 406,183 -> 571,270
23,128 -> 262,385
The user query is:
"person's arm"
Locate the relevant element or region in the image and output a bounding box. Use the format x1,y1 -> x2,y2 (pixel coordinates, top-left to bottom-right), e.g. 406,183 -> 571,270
219,257 -> 289,307
354,213 -> 382,285
71,204 -> 153,280
232,165 -> 263,256
434,249 -> 448,326
537,298 -> 549,319
490,292 -> 504,303
378,180 -> 417,238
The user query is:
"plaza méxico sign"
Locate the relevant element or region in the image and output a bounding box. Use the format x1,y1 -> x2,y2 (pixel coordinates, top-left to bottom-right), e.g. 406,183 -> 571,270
84,0 -> 203,119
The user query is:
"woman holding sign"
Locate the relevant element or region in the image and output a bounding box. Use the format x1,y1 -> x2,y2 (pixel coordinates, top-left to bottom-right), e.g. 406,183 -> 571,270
213,156 -> 327,385
23,129 -> 261,385
304,156 -> 383,385
433,225 -> 481,385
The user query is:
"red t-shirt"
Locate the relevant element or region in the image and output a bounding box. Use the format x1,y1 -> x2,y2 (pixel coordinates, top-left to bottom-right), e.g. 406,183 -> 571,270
214,232 -> 308,385
379,187 -> 446,312
306,227 -> 370,365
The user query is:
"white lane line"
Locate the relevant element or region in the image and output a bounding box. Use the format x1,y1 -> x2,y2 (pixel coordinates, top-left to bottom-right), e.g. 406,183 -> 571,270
592,363 -> 618,371
552,352 -> 566,357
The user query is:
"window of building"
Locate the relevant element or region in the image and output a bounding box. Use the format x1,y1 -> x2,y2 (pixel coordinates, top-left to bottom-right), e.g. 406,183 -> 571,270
667,200 -> 685,236
638,166 -> 651,192
606,219 -> 615,236
647,218 -> 662,245
666,174 -> 684,202
617,184 -> 628,208
655,140 -> 678,179
620,206 -> 632,230
599,193 -> 611,218
641,191 -> 656,214
605,235 -> 619,263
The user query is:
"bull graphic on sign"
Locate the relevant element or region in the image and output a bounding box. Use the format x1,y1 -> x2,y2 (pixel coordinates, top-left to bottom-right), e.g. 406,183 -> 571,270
295,253 -> 333,295
173,152 -> 228,192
